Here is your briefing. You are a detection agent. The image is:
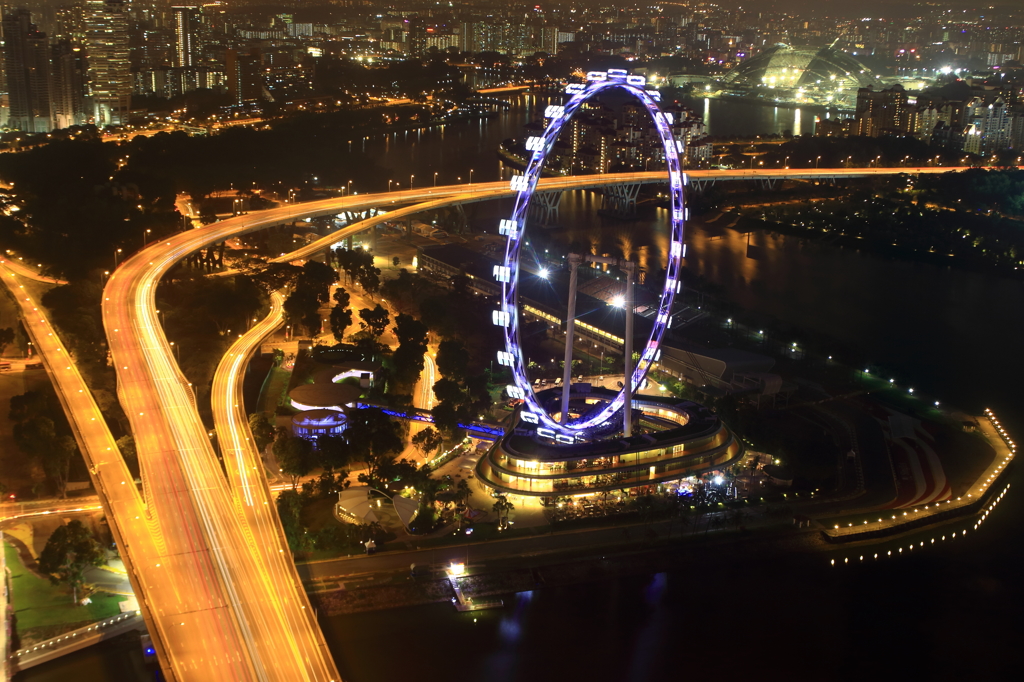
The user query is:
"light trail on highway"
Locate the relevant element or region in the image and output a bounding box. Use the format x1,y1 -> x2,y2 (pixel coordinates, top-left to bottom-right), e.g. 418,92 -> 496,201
209,290 -> 340,676
98,165 -> 970,680
0,260 -> 189,678
106,244 -> 341,678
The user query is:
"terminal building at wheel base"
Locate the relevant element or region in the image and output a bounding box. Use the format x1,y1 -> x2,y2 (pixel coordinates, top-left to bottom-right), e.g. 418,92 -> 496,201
476,386 -> 743,498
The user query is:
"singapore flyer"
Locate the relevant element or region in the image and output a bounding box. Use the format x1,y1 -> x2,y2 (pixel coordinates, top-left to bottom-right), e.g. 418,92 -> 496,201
494,69 -> 688,439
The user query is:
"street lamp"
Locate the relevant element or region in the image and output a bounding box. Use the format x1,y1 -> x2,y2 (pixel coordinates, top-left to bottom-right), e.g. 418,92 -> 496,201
469,169 -> 474,184
114,247 -> 123,268
347,180 -> 353,195
388,179 -> 393,192
143,228 -> 152,245
433,171 -> 439,187
410,174 -> 415,188
815,155 -> 821,168
169,341 -> 180,361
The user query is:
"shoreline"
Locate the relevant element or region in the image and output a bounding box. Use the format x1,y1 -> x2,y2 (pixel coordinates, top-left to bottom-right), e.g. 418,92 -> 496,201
304,467 -> 1005,617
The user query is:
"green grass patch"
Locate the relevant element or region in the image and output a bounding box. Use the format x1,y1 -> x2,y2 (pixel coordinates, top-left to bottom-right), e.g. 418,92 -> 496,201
257,365 -> 292,414
4,541 -> 126,635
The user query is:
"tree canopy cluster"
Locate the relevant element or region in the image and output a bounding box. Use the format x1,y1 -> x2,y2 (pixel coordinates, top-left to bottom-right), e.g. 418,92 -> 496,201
335,247 -> 380,298
156,273 -> 267,413
920,168 -> 1024,216
282,260 -> 337,336
760,178 -> 1024,273
9,387 -> 79,498
37,520 -> 105,602
431,339 -> 492,441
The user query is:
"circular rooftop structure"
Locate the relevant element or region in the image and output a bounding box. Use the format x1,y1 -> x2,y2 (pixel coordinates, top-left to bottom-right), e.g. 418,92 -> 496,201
288,382 -> 361,412
722,44 -> 881,93
292,409 -> 348,440
475,387 -> 743,498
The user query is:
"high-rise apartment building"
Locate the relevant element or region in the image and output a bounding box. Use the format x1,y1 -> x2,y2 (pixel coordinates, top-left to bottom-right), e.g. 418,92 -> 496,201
3,9 -> 53,132
225,47 -> 264,105
84,0 -> 131,126
172,5 -> 202,68
853,84 -> 910,137
541,27 -> 575,55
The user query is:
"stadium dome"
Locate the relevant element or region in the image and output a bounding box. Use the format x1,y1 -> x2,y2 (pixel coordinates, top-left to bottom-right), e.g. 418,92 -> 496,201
722,44 -> 881,94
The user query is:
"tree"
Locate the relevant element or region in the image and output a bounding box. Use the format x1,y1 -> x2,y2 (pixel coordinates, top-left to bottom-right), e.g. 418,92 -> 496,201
276,489 -> 310,552
346,408 -> 404,489
273,428 -> 316,489
392,256 -> 400,267
247,413 -> 276,454
454,479 -> 471,507
37,520 -> 105,603
411,427 -> 443,458
436,339 -> 469,382
297,260 -> 338,304
380,268 -> 417,313
329,303 -> 352,343
332,286 -> 350,308
116,434 -> 137,461
10,387 -> 78,497
390,313 -> 429,386
329,287 -> 352,343
432,377 -> 464,405
358,304 -> 390,340
284,287 -> 322,337
0,327 -> 15,355
14,416 -> 76,498
492,494 -> 515,529
317,434 -> 351,472
357,266 -> 381,298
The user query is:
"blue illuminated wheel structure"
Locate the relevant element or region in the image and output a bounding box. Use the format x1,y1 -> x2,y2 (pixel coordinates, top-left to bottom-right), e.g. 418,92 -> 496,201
493,70 -> 688,439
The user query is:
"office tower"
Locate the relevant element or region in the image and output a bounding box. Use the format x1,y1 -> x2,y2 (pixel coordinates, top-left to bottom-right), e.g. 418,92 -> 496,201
51,39 -> 88,129
84,0 -> 131,126
3,9 -> 53,132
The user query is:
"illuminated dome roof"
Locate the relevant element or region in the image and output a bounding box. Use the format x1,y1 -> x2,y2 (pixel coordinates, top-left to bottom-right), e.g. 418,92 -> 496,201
722,44 -> 881,91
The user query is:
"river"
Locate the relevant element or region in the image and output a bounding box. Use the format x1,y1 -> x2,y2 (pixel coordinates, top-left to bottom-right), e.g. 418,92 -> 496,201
18,93 -> 1024,681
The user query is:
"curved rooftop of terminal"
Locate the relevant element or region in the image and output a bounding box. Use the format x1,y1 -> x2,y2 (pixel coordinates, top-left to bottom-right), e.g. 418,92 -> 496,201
475,387 -> 743,498
721,44 -> 881,92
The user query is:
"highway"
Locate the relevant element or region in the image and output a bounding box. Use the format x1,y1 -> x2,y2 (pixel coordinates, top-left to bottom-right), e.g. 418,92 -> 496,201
418,350 -> 437,411
96,165 -> 969,679
265,166 -> 971,265
0,254 -> 66,284
105,251 -> 341,678
0,259 -> 166,675
208,289 -> 340,677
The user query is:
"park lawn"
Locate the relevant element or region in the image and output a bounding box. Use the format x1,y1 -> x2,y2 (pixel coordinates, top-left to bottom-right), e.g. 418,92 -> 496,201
257,365 -> 291,415
4,541 -> 126,634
